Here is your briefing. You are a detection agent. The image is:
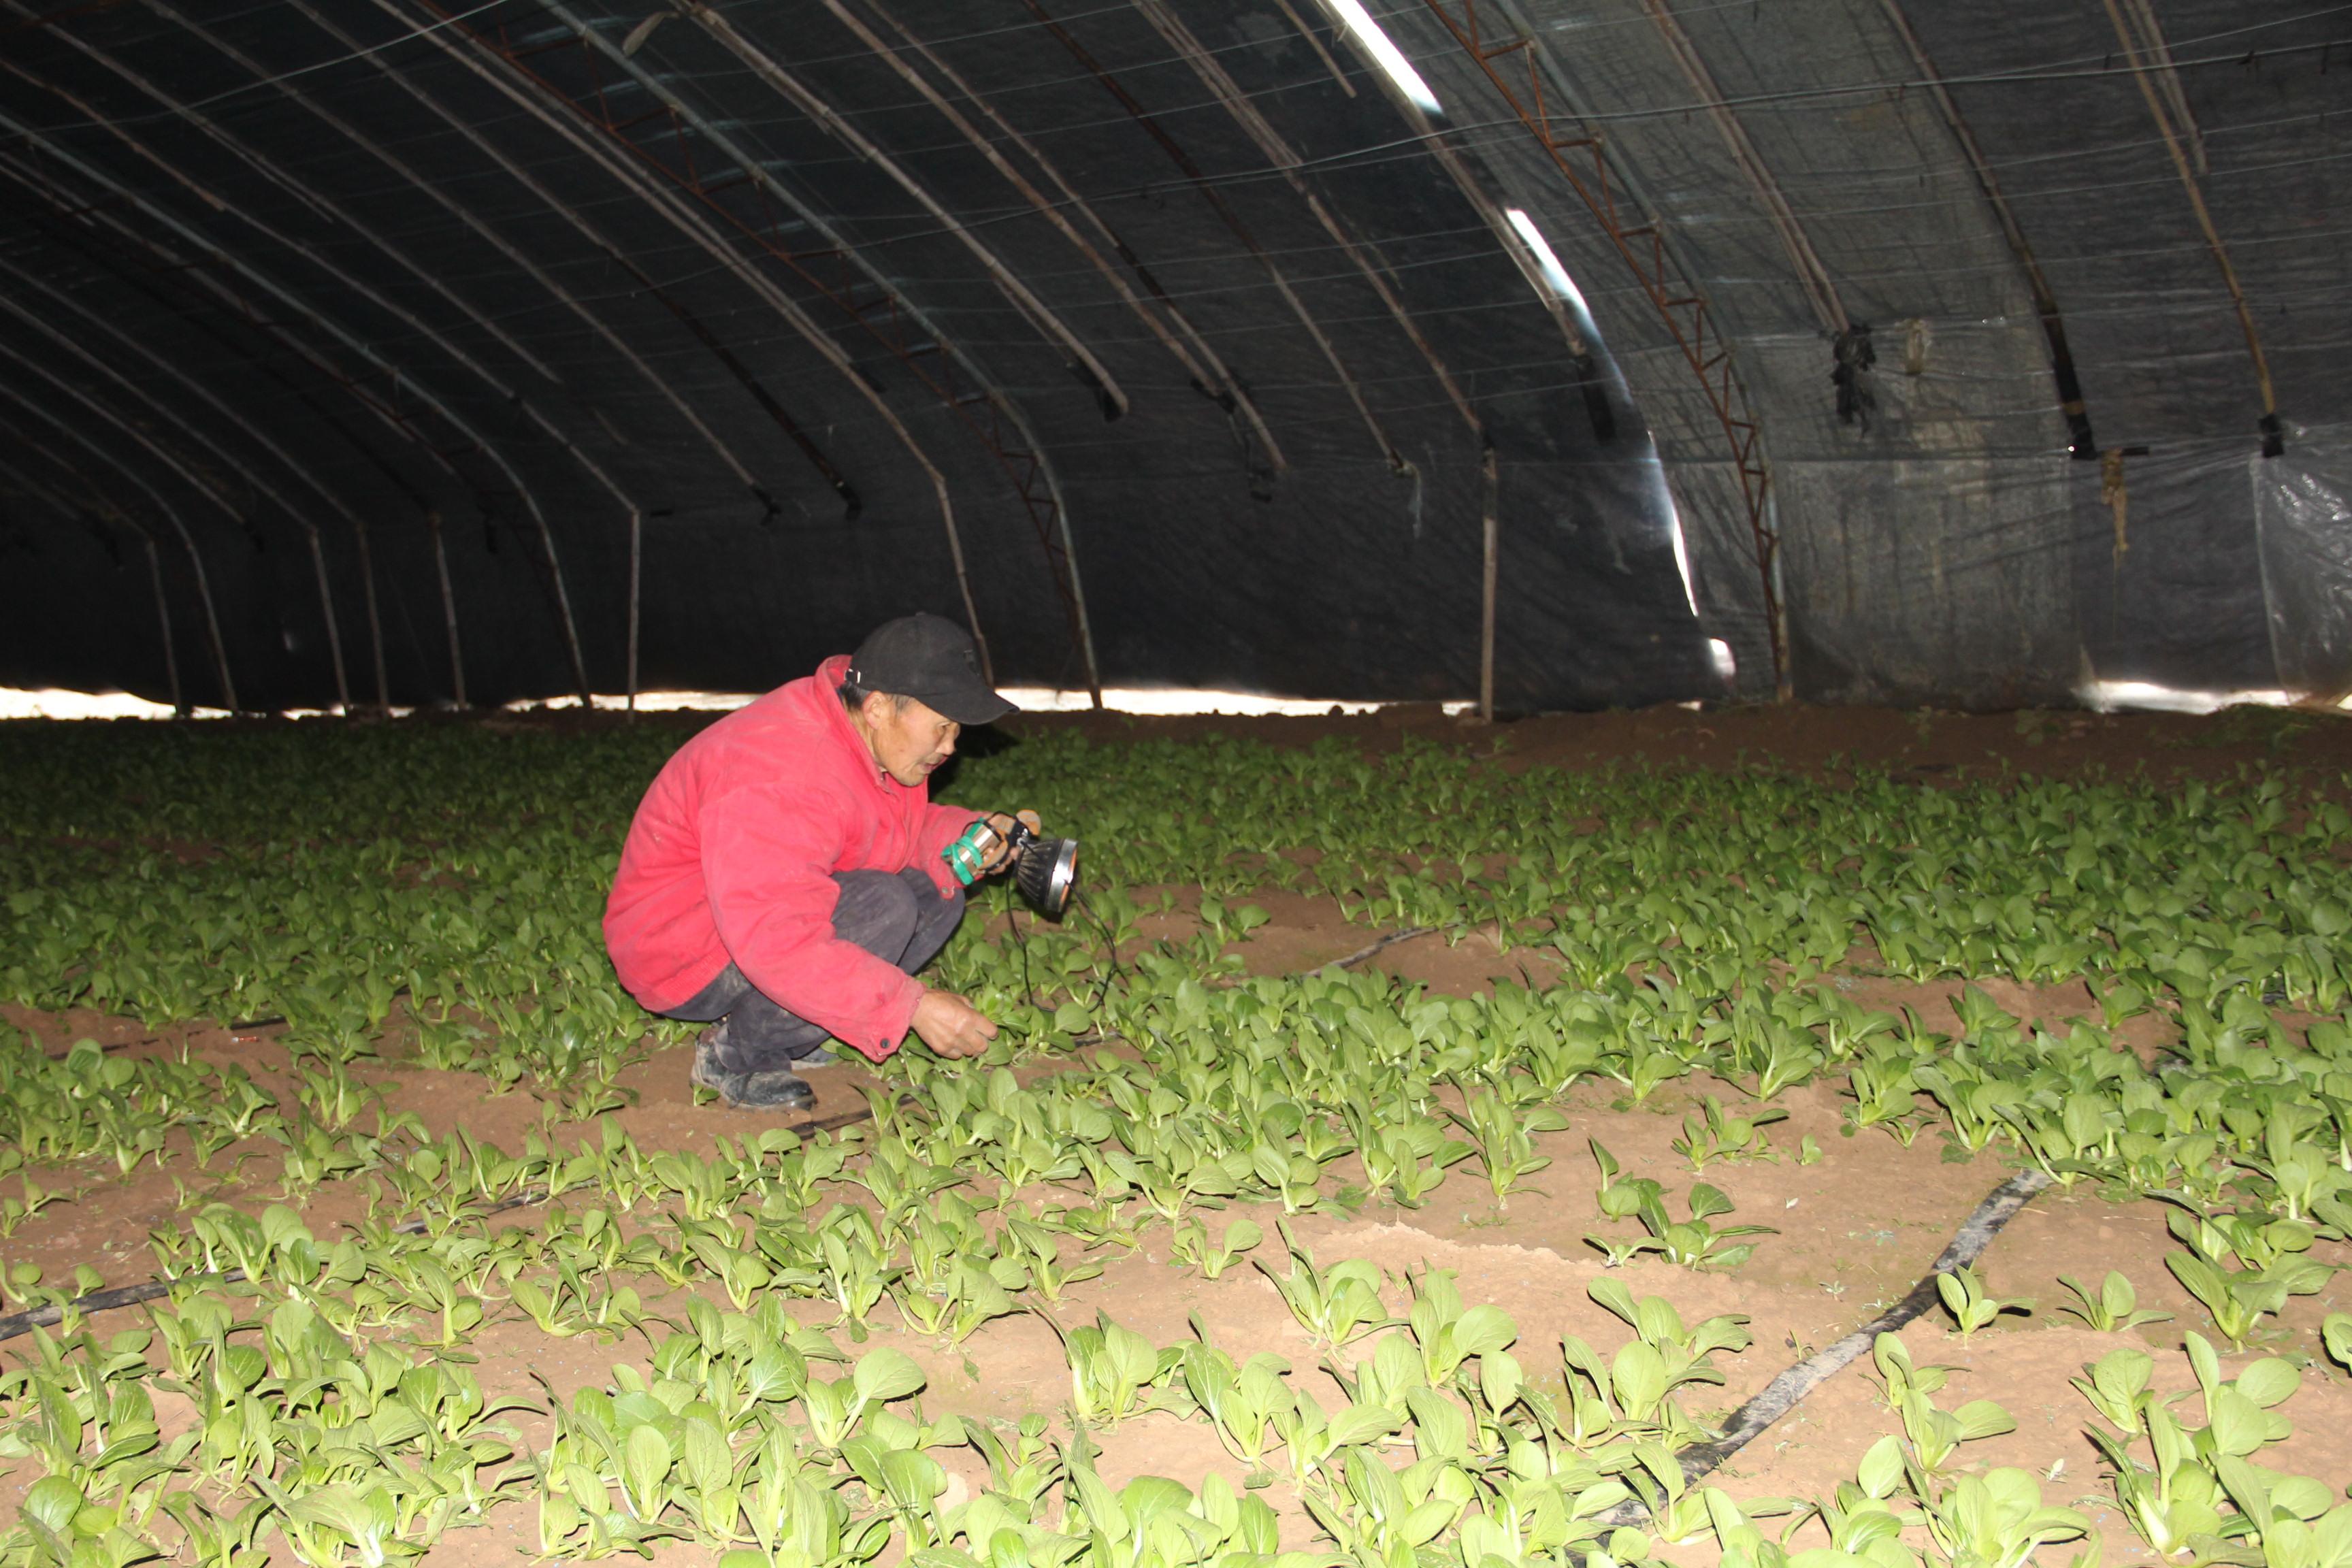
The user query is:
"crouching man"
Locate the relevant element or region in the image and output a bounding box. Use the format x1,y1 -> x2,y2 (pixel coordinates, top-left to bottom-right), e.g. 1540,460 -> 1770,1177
602,613 -> 1019,1111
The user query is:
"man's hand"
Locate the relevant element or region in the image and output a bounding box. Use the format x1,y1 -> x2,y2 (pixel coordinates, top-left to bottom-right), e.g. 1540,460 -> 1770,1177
911,987 -> 998,1059
962,811 -> 1047,876
978,812 -> 1019,872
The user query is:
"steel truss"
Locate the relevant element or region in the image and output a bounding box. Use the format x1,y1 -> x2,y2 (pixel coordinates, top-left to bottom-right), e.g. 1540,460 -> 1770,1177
1416,0 -> 1789,697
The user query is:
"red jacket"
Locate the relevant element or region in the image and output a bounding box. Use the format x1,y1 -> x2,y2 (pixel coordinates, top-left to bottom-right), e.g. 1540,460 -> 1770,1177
602,655 -> 975,1061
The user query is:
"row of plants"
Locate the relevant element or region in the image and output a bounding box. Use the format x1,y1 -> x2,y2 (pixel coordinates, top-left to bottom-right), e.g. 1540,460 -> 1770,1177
7,1214 -> 2350,1568
3,719 -> 2351,1568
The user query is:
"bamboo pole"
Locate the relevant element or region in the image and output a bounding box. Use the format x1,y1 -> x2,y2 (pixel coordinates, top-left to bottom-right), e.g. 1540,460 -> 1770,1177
324,0 -> 849,519
304,529 -> 353,712
350,520 -> 389,712
1022,0 -> 1407,474
277,0 -> 779,504
0,455 -> 184,712
20,0 -> 560,382
2098,0 -> 2281,452
677,0 -> 1129,421
1132,0 -> 1482,441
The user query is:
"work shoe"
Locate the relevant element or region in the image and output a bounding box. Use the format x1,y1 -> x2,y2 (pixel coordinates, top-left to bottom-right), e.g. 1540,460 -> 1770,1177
791,1043 -> 842,1068
691,1026 -> 817,1113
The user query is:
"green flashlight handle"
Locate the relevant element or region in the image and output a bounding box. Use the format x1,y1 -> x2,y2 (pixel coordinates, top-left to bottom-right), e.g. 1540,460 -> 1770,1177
942,819 -> 1001,887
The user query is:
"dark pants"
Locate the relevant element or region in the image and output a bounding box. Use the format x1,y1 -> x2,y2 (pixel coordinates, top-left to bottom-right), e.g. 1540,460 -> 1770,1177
661,867 -> 964,1072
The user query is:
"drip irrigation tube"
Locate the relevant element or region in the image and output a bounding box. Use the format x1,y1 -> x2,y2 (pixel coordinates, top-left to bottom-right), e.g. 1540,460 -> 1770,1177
1596,1166 -> 2055,1527
1328,926 -> 1440,969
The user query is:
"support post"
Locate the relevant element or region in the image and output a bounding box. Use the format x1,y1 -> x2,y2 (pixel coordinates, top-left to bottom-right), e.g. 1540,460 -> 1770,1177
427,509 -> 467,708
626,507 -> 641,716
1480,445 -> 1499,723
139,532 -> 182,715
304,528 -> 352,712
351,520 -> 389,710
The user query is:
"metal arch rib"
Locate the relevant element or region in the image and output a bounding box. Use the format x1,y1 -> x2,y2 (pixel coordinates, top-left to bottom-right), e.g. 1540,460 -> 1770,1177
422,0 -> 1099,700
0,252 -> 397,708
532,0 -> 1103,697
40,10 -> 661,693
1412,0 -> 1790,698
667,0 -> 1130,427
1018,0 -> 1409,480
0,389 -> 238,710
380,0 -> 997,680
289,0 -> 855,522
1128,0 -> 1481,441
0,110 -> 599,705
10,176 -> 492,639
1873,0 -> 2097,459
0,291 -> 358,708
13,0 -> 560,385
1634,0 -> 1850,338
828,0 -> 1286,482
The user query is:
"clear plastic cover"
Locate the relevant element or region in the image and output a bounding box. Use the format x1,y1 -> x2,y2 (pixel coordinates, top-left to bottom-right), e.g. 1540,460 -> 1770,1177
2253,429 -> 2352,704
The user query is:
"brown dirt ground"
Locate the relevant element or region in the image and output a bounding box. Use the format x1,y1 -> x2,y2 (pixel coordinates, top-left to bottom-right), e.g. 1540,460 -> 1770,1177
5,703 -> 2351,1567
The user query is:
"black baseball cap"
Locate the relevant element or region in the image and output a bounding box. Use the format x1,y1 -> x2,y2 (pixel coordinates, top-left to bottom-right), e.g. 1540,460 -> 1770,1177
847,613 -> 1018,725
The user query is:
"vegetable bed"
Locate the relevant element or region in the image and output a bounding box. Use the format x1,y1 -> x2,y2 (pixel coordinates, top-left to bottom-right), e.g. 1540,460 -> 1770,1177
1,706 -> 2347,1568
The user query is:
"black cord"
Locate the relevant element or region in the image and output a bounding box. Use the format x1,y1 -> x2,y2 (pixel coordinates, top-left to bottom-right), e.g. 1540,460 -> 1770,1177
1005,894 -> 1041,1014
1070,886 -> 1124,1013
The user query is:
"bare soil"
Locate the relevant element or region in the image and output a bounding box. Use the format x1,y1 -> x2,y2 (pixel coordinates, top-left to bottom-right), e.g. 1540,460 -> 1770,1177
5,702 -> 2350,1567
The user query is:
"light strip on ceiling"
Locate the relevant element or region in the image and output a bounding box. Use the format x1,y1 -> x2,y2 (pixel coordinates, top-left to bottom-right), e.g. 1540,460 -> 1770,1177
1504,207 -> 1592,315
1316,0 -> 1443,116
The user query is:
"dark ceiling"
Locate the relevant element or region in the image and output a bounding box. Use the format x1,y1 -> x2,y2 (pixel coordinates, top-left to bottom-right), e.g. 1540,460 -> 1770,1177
0,0 -> 2344,713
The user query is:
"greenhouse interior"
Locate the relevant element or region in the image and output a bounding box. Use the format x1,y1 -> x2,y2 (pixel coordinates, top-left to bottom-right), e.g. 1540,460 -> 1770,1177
3,1 -> 2351,1565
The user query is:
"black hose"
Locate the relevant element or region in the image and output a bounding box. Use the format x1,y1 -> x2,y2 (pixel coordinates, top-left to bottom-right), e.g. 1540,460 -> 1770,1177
1597,1167 -> 2055,1528
0,1189 -> 544,1345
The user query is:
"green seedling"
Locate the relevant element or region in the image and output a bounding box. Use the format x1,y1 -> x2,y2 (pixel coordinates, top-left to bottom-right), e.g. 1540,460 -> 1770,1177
1403,1269 -> 1518,1389
1936,1265 -> 2033,1339
1254,1224 -> 1392,1348
799,1346 -> 926,1451
1057,1311 -> 1172,1427
0,1177 -> 67,1238
1874,1337 -> 2016,1475
2055,1271 -> 2171,1333
1448,1087 -> 1567,1205
1914,1468 -> 2089,1568
1166,1215 -> 1261,1279
1587,1181 -> 1774,1271
1671,1094 -> 1787,1169
1351,1107 -> 1472,1207
2070,1345 -> 2155,1435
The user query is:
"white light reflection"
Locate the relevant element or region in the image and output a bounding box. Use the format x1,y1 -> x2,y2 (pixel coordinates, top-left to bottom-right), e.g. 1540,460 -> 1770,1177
1315,0 -> 1443,116
1504,208 -> 1591,315
2077,680 -> 2295,716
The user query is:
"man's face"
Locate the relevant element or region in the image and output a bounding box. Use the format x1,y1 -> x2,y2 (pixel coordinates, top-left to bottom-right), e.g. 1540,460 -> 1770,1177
862,694 -> 960,786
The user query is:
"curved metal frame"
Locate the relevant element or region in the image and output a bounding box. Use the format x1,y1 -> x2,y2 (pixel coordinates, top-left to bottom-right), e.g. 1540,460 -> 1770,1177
0,451 -> 182,712
0,110 -> 600,704
0,389 -> 239,709
1414,0 -> 1790,697
447,0 -> 1102,698
379,0 -> 1000,681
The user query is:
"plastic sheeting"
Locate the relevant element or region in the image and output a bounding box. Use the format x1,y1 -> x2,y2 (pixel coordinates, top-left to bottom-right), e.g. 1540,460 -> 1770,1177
0,0 -> 2345,711
2255,428 -> 2352,704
